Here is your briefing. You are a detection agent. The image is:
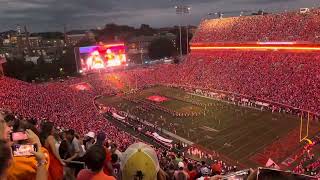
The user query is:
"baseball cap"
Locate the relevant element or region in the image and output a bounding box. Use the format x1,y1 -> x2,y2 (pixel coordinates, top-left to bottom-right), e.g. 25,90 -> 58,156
178,162 -> 184,168
201,167 -> 211,175
85,131 -> 95,139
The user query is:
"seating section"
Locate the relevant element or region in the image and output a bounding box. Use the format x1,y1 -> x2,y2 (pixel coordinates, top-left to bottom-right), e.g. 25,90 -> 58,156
192,9 -> 320,43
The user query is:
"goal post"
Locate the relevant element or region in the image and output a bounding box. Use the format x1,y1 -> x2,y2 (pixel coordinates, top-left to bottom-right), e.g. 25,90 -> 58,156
299,111 -> 310,142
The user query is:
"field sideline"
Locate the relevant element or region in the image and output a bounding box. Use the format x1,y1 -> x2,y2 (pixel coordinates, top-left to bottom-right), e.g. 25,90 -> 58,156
98,86 -> 306,167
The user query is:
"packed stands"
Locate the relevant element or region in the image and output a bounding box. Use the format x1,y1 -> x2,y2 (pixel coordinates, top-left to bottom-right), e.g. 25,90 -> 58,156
192,9 -> 320,43
0,76 -> 136,151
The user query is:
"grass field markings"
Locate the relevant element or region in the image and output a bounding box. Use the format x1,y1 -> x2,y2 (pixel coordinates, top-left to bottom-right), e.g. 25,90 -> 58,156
205,120 -> 270,153
229,121 -> 294,163
227,127 -> 278,159
238,129 -> 281,162
207,120 -> 262,144
205,128 -> 245,144
209,128 -> 253,152
199,126 -> 220,132
226,121 -> 270,145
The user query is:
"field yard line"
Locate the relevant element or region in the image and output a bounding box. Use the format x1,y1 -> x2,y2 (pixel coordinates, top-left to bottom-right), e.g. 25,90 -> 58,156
238,129 -> 278,162
209,125 -> 253,151
227,128 -> 275,158
207,127 -> 246,145
200,126 -> 220,132
188,93 -> 261,111
227,121 -> 269,145
207,121 -> 256,145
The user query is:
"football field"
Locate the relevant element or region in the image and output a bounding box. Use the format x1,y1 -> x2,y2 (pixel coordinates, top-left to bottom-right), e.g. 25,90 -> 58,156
98,86 -> 304,166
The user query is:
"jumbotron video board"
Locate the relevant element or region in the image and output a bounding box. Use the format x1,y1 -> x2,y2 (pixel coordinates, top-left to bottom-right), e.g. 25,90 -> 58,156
75,43 -> 127,73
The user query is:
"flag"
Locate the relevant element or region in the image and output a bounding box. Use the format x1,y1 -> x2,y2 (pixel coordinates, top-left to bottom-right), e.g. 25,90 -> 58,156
265,158 -> 280,169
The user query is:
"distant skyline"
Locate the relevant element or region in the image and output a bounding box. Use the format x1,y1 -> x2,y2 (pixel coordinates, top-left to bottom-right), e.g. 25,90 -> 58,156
0,0 -> 319,32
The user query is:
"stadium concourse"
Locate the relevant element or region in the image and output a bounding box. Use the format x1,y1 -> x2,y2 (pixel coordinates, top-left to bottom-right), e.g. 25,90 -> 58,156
1,8 -> 320,179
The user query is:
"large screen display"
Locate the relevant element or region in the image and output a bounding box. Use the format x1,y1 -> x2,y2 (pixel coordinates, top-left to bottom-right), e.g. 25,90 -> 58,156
75,43 -> 126,73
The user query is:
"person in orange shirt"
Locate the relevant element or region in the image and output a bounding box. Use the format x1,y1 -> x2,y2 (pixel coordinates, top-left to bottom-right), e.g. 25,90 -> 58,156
0,113 -> 49,180
77,145 -> 115,180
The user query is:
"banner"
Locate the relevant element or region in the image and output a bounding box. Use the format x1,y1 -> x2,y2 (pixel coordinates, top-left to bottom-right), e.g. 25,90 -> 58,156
112,112 -> 125,120
152,132 -> 173,144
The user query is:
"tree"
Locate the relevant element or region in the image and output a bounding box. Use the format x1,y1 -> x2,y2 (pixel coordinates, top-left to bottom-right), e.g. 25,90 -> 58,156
148,38 -> 176,59
96,23 -> 136,42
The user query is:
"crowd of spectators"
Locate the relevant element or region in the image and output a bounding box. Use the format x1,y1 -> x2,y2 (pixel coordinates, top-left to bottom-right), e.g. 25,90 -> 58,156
0,110 -> 236,180
192,8 -> 320,43
292,136 -> 320,176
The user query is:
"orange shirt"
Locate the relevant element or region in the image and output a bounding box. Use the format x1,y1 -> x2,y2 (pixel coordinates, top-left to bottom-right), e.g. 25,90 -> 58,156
103,147 -> 112,175
7,147 -> 50,180
77,169 -> 116,180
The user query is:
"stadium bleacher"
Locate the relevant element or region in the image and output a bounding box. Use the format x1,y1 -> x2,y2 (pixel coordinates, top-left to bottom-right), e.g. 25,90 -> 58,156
192,8 -> 320,43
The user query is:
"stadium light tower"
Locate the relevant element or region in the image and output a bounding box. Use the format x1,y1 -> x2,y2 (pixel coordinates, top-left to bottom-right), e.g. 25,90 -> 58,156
175,5 -> 191,58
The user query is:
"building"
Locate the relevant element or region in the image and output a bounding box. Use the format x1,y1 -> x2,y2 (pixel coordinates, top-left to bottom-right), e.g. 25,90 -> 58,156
27,36 -> 42,48
41,39 -> 65,48
66,33 -> 86,46
66,30 -> 96,46
2,35 -> 42,48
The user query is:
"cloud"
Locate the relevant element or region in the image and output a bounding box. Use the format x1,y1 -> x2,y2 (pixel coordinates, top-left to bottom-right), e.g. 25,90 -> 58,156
0,0 -> 318,32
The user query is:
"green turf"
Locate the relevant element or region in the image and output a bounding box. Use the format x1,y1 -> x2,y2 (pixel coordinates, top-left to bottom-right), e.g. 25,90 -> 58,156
98,86 -> 301,166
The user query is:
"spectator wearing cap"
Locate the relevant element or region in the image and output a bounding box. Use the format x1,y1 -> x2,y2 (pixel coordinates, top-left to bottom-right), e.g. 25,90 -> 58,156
77,145 -> 115,180
84,131 -> 95,150
200,161 -> 209,176
174,162 -> 189,180
197,167 -> 211,180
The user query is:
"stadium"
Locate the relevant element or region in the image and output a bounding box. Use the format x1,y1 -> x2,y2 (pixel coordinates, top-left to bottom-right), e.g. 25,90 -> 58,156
1,7 -> 320,180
